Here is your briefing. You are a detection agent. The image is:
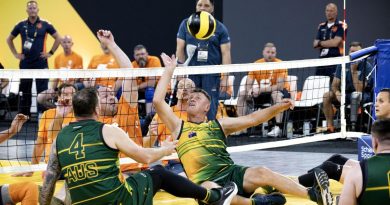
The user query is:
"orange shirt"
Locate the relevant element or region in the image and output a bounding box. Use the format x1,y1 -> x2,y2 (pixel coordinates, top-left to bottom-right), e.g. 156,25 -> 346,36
88,53 -> 119,88
248,58 -> 290,91
54,51 -> 83,86
54,51 -> 83,69
153,105 -> 188,142
98,96 -> 144,172
132,56 -> 162,86
38,108 -> 75,143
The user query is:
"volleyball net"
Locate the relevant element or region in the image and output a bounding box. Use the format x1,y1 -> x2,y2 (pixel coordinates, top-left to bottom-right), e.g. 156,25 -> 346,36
0,42 -> 385,174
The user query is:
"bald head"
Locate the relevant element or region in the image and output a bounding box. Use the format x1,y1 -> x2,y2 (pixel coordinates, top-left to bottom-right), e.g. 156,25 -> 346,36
61,35 -> 74,55
177,78 -> 195,100
325,3 -> 338,22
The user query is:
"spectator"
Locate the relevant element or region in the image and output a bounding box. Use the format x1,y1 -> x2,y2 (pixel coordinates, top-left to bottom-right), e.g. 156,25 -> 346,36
38,35 -> 83,110
132,44 -> 162,116
6,0 -> 60,116
176,0 -> 231,121
51,35 -> 83,89
338,119 -> 390,205
313,3 -> 346,79
322,42 -> 373,133
237,43 -> 291,137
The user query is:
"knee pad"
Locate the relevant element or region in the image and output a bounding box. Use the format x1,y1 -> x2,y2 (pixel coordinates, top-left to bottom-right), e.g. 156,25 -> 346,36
319,161 -> 343,181
326,154 -> 349,165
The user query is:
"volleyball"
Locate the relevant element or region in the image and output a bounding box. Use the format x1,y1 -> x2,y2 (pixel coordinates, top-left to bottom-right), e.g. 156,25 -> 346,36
187,11 -> 216,40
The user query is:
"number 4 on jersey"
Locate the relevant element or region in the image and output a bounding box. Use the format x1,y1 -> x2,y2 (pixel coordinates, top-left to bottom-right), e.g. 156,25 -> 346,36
69,133 -> 85,160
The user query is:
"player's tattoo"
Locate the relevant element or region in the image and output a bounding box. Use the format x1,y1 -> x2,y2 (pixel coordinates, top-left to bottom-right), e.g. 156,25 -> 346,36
40,141 -> 61,205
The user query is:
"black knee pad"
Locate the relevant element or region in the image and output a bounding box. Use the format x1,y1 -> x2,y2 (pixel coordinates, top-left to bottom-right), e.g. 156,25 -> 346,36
319,161 -> 343,181
326,154 -> 349,165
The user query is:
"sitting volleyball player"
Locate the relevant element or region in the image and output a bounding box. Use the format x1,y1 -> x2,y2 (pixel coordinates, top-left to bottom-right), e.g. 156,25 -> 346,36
338,119 -> 390,205
153,53 -> 333,205
297,89 -> 390,188
0,114 -> 64,205
144,78 -> 196,174
39,30 -> 238,205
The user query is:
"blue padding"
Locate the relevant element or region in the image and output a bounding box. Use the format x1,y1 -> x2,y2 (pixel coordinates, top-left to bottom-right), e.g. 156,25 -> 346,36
349,46 -> 377,61
358,135 -> 374,161
373,39 -> 390,120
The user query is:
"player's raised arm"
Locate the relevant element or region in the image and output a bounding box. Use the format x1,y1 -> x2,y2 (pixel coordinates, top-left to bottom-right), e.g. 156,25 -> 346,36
219,99 -> 293,136
153,53 -> 182,139
96,29 -> 138,107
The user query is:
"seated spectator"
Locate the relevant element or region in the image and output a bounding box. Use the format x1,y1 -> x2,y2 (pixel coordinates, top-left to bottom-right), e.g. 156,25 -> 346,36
50,35 -> 83,89
322,42 -> 373,132
132,44 -> 162,116
237,43 -> 290,137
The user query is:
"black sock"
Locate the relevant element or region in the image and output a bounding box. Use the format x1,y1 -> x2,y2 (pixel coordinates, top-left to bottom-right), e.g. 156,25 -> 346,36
145,165 -> 220,203
298,161 -> 343,187
325,154 -> 349,165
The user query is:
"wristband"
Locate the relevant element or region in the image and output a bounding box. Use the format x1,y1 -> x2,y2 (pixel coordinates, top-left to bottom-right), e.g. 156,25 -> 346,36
49,50 -> 54,55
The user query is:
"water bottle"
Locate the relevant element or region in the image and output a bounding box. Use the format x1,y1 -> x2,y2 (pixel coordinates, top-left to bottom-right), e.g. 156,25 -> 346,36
262,122 -> 268,138
303,121 -> 311,136
287,121 -> 293,139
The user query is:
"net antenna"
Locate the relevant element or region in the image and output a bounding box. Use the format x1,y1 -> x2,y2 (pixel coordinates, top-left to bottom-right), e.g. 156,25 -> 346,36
340,0 -> 347,137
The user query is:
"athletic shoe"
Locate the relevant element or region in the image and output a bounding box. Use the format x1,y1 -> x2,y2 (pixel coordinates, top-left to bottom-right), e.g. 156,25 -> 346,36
308,168 -> 333,205
209,182 -> 238,205
252,192 -> 286,205
267,126 -> 281,137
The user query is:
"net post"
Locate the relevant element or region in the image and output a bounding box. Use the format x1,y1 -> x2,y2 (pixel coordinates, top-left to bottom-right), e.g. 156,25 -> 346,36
340,0 -> 347,138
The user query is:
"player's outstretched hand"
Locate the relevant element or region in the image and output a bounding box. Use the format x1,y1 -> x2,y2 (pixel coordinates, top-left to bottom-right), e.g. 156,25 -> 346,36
161,53 -> 177,71
160,136 -> 178,156
281,98 -> 294,110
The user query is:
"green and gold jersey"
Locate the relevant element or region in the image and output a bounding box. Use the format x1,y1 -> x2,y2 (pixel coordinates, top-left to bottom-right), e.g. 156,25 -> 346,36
176,120 -> 234,184
359,153 -> 390,205
56,120 -> 132,205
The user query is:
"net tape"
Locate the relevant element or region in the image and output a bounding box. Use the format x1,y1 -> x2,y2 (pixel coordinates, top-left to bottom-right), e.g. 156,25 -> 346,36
1,56 -> 351,79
